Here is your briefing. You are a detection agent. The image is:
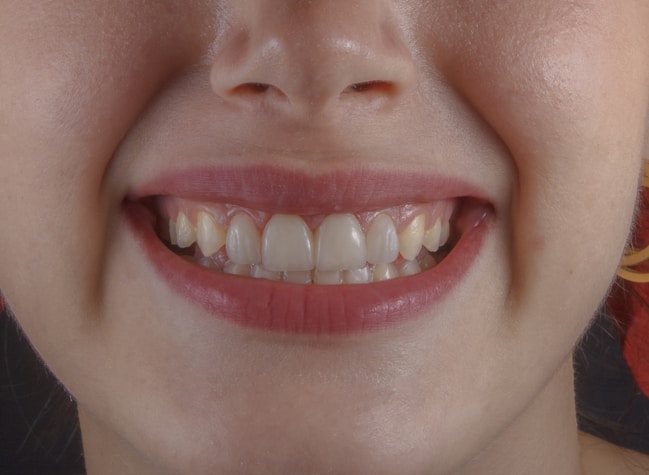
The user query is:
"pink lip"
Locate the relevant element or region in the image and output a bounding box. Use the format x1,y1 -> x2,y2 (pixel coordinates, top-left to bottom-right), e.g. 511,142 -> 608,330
125,166 -> 493,334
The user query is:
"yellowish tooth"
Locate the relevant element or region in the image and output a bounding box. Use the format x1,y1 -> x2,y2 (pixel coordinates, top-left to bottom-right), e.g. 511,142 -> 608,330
366,214 -> 399,264
226,213 -> 261,265
169,218 -> 178,246
399,260 -> 422,277
398,214 -> 425,261
252,265 -> 282,281
344,267 -> 372,284
372,263 -> 398,282
440,220 -> 451,247
262,215 -> 314,272
314,270 -> 342,285
284,271 -> 313,284
197,211 -> 226,257
423,219 -> 442,252
176,212 -> 196,248
315,214 -> 367,271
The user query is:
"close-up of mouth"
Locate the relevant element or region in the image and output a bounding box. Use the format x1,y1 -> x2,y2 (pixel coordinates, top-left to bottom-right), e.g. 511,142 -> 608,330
125,165 -> 494,334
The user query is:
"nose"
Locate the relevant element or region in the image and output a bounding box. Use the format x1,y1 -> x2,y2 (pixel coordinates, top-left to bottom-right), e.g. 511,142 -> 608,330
210,1 -> 418,115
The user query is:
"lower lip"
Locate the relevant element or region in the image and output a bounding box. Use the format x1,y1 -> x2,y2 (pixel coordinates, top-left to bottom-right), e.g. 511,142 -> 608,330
125,201 -> 492,335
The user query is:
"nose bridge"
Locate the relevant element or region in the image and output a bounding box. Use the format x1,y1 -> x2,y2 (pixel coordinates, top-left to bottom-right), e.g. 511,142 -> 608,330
210,0 -> 418,111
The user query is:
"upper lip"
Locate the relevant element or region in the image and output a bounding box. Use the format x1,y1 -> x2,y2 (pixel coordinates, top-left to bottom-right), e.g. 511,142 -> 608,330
126,164 -> 489,212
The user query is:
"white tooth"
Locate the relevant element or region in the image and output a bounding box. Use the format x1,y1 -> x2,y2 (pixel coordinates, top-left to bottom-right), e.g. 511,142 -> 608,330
315,214 -> 366,271
419,253 -> 437,270
344,267 -> 372,284
226,213 -> 261,265
197,211 -> 226,257
252,265 -> 282,281
169,218 -> 178,245
440,220 -> 451,247
423,219 -> 442,252
372,263 -> 399,282
284,271 -> 313,284
262,215 -> 314,272
314,270 -> 342,285
224,262 -> 251,276
176,212 -> 196,248
398,214 -> 425,261
399,260 -> 422,277
366,214 -> 399,264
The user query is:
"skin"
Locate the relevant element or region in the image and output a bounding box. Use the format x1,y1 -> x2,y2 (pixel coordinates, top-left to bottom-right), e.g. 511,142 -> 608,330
1,0 -> 649,473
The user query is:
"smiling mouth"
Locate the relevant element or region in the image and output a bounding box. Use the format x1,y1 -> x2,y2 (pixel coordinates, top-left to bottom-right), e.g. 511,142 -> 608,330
126,166 -> 492,334
151,196 -> 458,285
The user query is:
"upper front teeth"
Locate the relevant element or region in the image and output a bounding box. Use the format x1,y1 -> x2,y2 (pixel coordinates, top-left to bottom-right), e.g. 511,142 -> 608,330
315,214 -> 367,271
158,198 -> 455,282
262,214 -> 315,272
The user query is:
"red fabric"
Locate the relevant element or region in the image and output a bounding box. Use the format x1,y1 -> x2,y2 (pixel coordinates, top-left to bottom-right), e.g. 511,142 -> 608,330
608,185 -> 649,398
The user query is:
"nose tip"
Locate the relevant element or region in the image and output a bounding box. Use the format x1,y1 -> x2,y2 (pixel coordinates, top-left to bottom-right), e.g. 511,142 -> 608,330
210,2 -> 418,114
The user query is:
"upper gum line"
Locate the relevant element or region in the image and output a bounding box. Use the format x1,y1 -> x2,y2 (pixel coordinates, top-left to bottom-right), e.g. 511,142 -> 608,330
156,197 -> 456,235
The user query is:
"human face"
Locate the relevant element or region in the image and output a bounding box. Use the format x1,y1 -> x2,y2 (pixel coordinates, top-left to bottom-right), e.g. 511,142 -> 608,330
1,1 -> 648,474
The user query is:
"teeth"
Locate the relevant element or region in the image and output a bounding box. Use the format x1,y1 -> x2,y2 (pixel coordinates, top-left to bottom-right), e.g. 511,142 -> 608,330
262,215 -> 314,272
197,211 -> 226,256
224,262 -> 251,276
284,271 -> 313,284
440,220 -> 451,247
423,219 -> 442,252
176,212 -> 196,248
315,214 -> 367,271
366,214 -> 399,264
169,218 -> 178,246
344,267 -> 372,284
251,265 -> 282,281
398,214 -> 425,261
163,200 -> 456,284
399,260 -> 422,277
314,270 -> 342,285
372,263 -> 399,282
226,213 -> 261,265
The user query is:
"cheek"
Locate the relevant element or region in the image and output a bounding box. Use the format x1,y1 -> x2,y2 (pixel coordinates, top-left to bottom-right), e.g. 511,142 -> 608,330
0,3 -> 213,330
432,3 -> 649,319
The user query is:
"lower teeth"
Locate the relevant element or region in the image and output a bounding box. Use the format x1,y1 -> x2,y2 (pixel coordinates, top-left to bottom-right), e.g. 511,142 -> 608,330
169,245 -> 447,285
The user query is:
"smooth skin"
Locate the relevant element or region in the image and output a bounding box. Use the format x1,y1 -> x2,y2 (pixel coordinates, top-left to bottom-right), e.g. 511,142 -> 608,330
1,1 -> 649,474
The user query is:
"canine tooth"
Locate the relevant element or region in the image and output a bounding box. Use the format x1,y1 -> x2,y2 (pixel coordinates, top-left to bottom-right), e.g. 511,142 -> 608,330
344,267 -> 372,284
314,270 -> 342,285
176,212 -> 196,248
423,219 -> 442,252
366,214 -> 399,264
372,263 -> 398,282
399,260 -> 422,277
262,215 -> 314,272
398,214 -> 425,261
197,211 -> 226,256
226,213 -> 261,265
252,265 -> 282,281
169,219 -> 178,245
224,262 -> 251,276
440,220 -> 450,247
315,214 -> 366,271
284,271 -> 313,284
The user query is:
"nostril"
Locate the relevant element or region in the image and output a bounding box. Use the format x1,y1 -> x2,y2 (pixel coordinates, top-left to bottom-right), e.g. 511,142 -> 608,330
343,80 -> 396,96
230,82 -> 273,95
226,82 -> 290,106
